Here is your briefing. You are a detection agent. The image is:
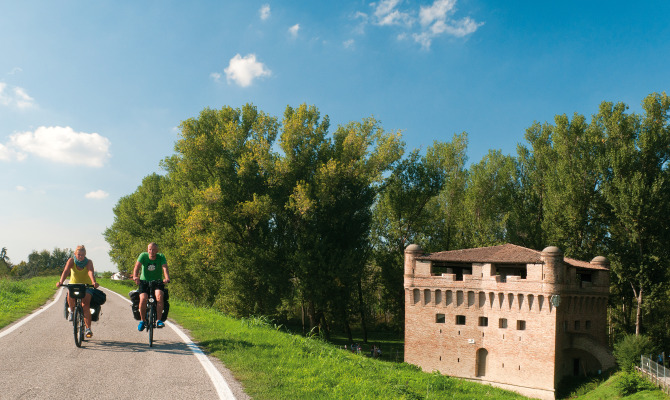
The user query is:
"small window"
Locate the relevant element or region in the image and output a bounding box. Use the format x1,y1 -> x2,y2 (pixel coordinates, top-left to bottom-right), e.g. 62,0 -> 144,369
563,321 -> 568,332
436,314 -> 446,323
585,320 -> 592,330
517,320 -> 526,330
499,318 -> 507,329
574,320 -> 580,330
456,315 -> 466,325
479,317 -> 488,327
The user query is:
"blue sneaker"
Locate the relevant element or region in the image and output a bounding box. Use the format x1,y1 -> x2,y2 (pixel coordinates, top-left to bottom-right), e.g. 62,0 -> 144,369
138,321 -> 145,331
157,320 -> 165,328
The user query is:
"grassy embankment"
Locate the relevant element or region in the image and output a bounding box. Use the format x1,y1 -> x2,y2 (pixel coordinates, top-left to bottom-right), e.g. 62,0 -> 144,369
2,276 -> 668,399
0,275 -> 59,329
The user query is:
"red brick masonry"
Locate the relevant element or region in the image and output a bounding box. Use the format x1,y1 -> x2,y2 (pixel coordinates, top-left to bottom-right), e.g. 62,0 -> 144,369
404,244 -> 614,400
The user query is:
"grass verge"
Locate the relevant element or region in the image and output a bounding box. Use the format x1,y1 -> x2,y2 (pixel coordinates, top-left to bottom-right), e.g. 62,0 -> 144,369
0,276 -> 59,329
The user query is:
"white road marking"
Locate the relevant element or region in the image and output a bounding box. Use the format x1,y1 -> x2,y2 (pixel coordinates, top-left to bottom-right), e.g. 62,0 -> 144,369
109,289 -> 236,400
0,287 -> 64,340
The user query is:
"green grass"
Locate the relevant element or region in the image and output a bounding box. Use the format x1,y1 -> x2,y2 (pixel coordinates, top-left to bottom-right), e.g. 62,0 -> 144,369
0,276 -> 59,329
564,372 -> 669,400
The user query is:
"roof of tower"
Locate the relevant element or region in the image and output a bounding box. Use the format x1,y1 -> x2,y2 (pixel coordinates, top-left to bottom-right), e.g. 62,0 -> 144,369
416,243 -> 608,271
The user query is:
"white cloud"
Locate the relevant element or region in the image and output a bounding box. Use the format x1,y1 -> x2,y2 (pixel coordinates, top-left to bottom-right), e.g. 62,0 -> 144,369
361,0 -> 483,50
16,185 -> 26,192
288,24 -> 300,38
224,54 -> 272,87
7,126 -> 111,167
343,39 -> 355,49
0,82 -> 36,109
259,4 -> 271,21
85,190 -> 109,200
372,0 -> 412,26
419,0 -> 456,26
210,72 -> 222,83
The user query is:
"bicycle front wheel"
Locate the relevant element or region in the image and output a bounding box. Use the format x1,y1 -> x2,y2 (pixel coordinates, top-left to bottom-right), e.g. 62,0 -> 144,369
73,305 -> 84,347
148,304 -> 155,347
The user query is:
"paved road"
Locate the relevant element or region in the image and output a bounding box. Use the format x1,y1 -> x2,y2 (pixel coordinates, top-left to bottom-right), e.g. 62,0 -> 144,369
0,286 -> 250,400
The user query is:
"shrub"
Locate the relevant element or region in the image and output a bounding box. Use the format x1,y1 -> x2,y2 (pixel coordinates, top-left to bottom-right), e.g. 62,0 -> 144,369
615,370 -> 656,396
613,334 -> 655,371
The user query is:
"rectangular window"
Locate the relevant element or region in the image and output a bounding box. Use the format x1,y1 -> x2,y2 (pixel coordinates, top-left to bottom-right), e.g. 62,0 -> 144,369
516,320 -> 526,330
499,318 -> 508,329
585,320 -> 592,330
479,317 -> 488,327
574,320 -> 580,330
456,315 -> 466,325
436,314 -> 446,323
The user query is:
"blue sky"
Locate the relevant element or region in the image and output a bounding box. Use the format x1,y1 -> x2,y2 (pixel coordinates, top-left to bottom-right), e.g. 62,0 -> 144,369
2,1 -> 669,272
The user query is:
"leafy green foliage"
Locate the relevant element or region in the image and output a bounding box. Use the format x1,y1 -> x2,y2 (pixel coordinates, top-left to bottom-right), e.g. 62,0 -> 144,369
613,334 -> 656,372
615,370 -> 657,396
103,94 -> 670,347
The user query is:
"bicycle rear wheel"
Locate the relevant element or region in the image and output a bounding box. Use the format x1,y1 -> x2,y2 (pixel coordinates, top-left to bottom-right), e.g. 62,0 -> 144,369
73,305 -> 84,347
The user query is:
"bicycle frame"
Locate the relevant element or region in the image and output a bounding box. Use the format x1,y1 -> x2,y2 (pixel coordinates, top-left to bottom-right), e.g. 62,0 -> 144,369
145,280 -> 163,347
63,283 -> 93,348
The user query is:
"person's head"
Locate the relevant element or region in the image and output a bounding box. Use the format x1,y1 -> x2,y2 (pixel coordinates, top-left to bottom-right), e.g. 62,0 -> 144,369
75,245 -> 86,261
147,242 -> 158,258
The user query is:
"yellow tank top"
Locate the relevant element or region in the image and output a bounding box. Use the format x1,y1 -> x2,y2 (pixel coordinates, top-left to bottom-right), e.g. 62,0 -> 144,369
69,260 -> 92,284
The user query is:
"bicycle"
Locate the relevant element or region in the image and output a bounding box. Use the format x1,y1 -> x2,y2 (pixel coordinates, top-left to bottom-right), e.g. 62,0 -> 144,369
62,283 -> 94,347
144,280 -> 166,347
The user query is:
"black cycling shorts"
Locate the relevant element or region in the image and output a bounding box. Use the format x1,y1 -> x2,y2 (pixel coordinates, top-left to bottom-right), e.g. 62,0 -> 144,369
138,280 -> 165,295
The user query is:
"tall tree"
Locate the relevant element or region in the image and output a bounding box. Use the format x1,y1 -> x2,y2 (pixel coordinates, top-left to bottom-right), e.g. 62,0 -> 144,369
596,93 -> 670,335
103,173 -> 176,277
461,149 -> 517,247
162,104 -> 286,315
276,105 -> 403,337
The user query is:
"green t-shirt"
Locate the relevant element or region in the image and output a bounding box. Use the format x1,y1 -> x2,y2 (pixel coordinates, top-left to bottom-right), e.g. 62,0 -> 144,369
137,252 -> 167,281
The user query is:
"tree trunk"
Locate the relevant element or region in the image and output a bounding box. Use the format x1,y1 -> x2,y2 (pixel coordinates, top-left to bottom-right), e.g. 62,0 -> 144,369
307,300 -> 318,334
357,277 -> 368,343
632,283 -> 643,336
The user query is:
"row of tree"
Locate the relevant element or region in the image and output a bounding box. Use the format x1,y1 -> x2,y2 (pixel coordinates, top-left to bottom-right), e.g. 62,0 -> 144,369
104,94 -> 670,348
0,247 -> 73,278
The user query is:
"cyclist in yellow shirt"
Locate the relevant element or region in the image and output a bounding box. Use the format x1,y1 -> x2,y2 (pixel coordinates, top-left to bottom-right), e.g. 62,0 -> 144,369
57,245 -> 99,338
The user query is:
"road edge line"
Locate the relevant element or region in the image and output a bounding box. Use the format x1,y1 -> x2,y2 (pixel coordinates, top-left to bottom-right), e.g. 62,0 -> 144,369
108,289 -> 236,400
0,287 -> 64,340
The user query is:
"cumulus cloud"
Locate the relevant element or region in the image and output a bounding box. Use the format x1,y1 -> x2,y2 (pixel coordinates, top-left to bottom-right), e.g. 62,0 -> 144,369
361,0 -> 483,49
85,190 -> 109,200
288,24 -> 300,38
259,4 -> 271,21
224,54 -> 272,87
372,0 -> 412,26
343,39 -> 355,49
0,82 -> 36,109
6,126 -> 111,167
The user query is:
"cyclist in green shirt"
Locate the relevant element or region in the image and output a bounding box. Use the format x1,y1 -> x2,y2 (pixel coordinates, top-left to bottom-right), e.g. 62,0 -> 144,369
133,242 -> 171,331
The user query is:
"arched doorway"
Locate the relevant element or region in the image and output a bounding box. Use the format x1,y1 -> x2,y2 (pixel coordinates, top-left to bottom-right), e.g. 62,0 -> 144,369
476,348 -> 488,377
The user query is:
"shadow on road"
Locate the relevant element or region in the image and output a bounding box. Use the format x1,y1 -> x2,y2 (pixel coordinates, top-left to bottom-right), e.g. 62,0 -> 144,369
82,339 -> 196,355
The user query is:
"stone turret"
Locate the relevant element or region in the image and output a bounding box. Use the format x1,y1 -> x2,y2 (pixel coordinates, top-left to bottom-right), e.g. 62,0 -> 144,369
541,246 -> 564,284
404,244 -> 423,277
590,255 -> 610,287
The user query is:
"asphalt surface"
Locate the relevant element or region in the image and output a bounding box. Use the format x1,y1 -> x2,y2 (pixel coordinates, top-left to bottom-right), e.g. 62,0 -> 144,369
0,286 -> 250,400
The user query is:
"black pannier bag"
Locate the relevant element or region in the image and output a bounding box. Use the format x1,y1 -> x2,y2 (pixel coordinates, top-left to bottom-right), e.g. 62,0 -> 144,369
87,288 -> 107,305
90,303 -> 101,321
129,290 -> 141,320
87,288 -> 106,322
162,288 -> 170,321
